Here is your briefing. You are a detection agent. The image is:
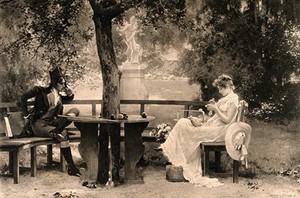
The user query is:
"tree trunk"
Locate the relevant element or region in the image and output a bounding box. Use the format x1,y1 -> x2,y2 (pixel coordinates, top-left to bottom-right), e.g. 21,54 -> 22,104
89,1 -> 123,184
92,11 -> 121,118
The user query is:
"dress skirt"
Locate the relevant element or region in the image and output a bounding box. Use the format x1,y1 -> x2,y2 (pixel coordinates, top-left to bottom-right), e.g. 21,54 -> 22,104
161,93 -> 239,187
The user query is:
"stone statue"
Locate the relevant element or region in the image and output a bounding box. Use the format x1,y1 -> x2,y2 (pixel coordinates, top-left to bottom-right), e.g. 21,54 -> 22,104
117,16 -> 142,63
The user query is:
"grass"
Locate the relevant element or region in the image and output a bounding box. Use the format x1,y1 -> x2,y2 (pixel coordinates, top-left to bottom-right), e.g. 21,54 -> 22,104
248,120 -> 300,174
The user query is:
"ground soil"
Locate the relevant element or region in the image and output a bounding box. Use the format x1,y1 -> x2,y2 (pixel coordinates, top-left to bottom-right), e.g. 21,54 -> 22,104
0,164 -> 299,198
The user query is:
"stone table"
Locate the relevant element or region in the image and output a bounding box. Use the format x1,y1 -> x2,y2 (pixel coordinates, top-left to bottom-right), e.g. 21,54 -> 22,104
59,115 -> 155,185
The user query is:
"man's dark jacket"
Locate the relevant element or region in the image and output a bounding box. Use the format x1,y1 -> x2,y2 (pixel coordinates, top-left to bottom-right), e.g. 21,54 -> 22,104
20,86 -> 74,122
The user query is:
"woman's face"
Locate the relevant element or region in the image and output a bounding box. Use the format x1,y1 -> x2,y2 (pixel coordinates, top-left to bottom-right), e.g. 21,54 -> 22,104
218,85 -> 231,96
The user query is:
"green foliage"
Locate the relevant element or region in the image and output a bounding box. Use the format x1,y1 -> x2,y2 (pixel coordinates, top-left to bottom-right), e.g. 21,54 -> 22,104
1,0 -> 188,103
139,0 -> 186,27
0,54 -> 29,102
248,83 -> 300,122
143,51 -> 164,74
180,1 -> 300,120
1,0 -> 94,78
192,5 -> 261,85
2,0 -> 299,121
0,0 -> 96,101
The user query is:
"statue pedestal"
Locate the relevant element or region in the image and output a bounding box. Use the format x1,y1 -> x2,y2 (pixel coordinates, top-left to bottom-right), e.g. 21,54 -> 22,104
119,62 -> 149,100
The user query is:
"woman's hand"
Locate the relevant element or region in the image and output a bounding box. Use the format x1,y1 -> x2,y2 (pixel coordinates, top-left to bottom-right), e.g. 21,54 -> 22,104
206,98 -> 216,116
206,103 -> 217,112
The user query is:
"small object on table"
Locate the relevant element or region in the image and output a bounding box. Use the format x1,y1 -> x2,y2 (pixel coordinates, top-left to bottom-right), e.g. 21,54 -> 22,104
122,113 -> 128,120
110,114 -> 116,120
141,112 -> 147,118
117,114 -> 124,120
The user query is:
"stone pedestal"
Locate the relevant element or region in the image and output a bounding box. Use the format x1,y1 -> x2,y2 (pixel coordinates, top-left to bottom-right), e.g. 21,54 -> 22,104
119,62 -> 149,100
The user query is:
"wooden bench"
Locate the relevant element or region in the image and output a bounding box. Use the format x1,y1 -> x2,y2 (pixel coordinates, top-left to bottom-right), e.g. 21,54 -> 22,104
0,104 -> 153,184
0,101 -> 82,183
0,135 -> 81,184
200,100 -> 247,183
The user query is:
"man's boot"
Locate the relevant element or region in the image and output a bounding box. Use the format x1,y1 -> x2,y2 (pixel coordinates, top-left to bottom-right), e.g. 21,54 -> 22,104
60,145 -> 81,177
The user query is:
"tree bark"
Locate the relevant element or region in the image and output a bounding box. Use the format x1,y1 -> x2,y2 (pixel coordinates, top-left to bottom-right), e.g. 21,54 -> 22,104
89,0 -> 125,184
89,1 -> 123,118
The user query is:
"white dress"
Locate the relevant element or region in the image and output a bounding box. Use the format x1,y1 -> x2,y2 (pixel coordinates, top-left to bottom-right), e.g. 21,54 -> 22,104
161,92 -> 239,187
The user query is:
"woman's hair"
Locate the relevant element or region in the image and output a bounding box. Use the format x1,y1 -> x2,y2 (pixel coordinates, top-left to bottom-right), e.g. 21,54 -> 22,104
213,74 -> 235,89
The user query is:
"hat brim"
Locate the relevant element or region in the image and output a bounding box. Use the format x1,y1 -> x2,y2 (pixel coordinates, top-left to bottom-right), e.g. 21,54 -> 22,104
225,122 -> 252,161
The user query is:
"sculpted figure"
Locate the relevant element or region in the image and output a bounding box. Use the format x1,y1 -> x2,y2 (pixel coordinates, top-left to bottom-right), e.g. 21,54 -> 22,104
117,16 -> 142,63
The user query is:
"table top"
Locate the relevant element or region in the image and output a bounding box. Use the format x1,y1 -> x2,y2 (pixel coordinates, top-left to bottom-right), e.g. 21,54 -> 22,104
58,115 -> 155,124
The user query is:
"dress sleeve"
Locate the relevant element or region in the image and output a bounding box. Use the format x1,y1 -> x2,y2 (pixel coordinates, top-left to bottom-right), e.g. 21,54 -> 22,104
226,97 -> 239,112
229,98 -> 239,107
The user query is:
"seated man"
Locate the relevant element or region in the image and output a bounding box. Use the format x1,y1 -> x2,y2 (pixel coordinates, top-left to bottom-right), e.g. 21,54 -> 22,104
20,66 -> 81,177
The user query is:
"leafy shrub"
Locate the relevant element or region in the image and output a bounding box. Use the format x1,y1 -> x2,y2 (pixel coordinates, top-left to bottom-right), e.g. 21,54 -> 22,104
247,83 -> 300,122
0,59 -> 30,102
150,123 -> 172,142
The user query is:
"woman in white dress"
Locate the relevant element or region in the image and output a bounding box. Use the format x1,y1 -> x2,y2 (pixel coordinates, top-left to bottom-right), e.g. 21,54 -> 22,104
160,74 -> 239,187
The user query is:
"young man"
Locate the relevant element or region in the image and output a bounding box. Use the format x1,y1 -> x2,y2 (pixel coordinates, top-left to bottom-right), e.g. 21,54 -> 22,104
20,66 -> 81,177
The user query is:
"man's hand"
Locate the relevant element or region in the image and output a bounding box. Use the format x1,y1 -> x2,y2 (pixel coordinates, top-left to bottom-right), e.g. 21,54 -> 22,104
64,87 -> 73,96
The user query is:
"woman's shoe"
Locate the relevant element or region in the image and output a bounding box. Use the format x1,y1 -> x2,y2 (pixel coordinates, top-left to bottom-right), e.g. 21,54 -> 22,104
67,166 -> 81,177
153,146 -> 162,152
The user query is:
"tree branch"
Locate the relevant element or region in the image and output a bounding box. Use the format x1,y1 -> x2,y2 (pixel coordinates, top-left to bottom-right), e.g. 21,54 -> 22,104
88,0 -> 134,20
0,0 -> 14,5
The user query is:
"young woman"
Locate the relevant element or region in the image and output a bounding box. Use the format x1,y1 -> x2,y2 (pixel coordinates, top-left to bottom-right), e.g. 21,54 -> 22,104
160,74 -> 239,187
20,67 -> 81,177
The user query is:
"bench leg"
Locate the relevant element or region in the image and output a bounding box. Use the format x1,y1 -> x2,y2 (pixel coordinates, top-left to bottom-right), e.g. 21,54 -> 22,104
13,151 -> 19,184
233,160 -> 240,183
31,147 -> 37,177
215,151 -> 221,173
9,151 -> 13,173
203,149 -> 209,176
47,145 -> 53,167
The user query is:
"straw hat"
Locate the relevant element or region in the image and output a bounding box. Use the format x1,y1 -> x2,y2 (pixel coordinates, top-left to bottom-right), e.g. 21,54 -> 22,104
225,122 -> 252,161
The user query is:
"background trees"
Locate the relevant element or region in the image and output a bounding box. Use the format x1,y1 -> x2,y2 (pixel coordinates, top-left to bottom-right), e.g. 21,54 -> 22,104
0,0 -> 186,118
180,0 -> 300,121
0,0 -> 95,101
0,0 -> 299,121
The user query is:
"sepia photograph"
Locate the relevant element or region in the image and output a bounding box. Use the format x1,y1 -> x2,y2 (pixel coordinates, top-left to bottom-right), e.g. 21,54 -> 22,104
0,0 -> 299,197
